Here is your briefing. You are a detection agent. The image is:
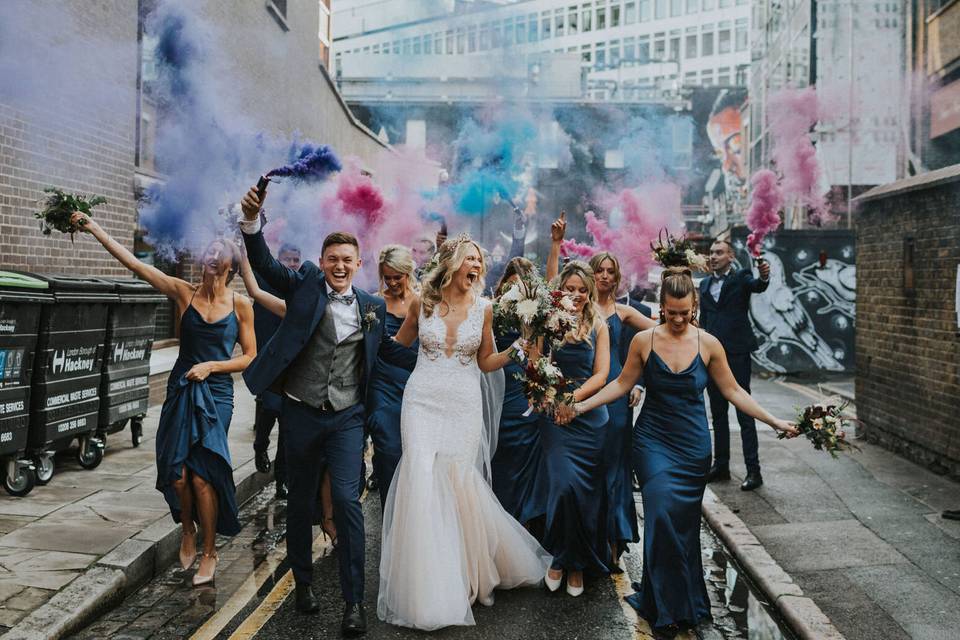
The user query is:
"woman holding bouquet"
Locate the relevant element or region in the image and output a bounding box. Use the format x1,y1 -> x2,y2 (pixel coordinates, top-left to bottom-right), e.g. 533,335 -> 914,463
566,267 -> 796,637
70,212 -> 255,587
540,260 -> 611,597
547,216 -> 655,564
490,257 -> 548,530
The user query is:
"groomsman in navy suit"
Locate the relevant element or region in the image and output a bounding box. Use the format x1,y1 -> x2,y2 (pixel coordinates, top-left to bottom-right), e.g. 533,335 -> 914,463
699,239 -> 770,491
240,185 -> 388,636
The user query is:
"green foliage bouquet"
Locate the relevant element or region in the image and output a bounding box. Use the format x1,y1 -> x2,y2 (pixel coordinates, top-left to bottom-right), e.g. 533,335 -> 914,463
36,188 -> 106,239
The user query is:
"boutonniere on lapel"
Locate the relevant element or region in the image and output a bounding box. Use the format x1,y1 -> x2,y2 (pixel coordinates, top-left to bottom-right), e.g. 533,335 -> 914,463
362,304 -> 379,332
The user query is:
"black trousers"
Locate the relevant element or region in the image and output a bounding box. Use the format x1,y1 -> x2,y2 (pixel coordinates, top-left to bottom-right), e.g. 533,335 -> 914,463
281,398 -> 365,603
706,352 -> 760,474
253,392 -> 286,485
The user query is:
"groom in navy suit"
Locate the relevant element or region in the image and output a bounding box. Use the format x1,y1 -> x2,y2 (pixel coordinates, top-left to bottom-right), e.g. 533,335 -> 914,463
699,239 -> 769,492
240,186 -> 387,636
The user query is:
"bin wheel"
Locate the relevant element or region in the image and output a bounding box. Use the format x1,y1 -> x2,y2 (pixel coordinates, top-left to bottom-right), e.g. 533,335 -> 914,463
131,419 -> 144,448
34,455 -> 54,485
4,466 -> 36,497
77,440 -> 104,470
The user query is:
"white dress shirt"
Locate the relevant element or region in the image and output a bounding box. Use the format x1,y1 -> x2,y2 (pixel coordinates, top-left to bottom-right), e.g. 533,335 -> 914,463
325,282 -> 361,343
709,267 -> 733,303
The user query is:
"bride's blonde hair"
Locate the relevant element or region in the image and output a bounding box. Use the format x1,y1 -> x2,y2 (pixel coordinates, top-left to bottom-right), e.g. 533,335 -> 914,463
420,233 -> 485,317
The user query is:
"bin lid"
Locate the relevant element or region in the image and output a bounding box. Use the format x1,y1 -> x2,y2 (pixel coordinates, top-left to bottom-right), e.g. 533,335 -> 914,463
102,278 -> 167,303
11,272 -> 117,302
0,271 -> 53,303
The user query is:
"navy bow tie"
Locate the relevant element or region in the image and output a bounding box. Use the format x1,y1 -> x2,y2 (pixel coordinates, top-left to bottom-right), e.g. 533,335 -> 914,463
328,290 -> 356,305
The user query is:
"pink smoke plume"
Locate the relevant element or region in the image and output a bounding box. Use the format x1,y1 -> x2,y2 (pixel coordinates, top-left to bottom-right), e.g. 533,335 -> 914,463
767,87 -> 834,225
745,169 -> 784,256
560,183 -> 684,284
560,239 -> 595,260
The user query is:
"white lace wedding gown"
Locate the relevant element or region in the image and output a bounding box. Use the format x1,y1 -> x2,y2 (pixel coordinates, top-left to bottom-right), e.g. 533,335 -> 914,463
377,297 -> 552,630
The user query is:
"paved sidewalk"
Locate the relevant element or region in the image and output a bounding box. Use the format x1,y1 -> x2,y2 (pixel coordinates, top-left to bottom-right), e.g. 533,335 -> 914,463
0,353 -> 274,638
710,376 -> 960,640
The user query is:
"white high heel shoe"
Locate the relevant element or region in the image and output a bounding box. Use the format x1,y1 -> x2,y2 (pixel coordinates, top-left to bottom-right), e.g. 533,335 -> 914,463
544,569 -> 563,592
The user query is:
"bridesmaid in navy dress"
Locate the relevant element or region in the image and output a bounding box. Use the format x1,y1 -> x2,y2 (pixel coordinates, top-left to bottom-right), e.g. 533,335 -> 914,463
539,260 -> 611,598
367,245 -> 419,509
569,267 -> 796,637
70,212 -> 255,587
588,252 -> 656,566
490,258 -> 548,528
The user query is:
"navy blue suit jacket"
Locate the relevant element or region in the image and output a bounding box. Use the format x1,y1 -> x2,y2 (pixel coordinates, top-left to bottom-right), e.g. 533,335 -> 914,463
698,269 -> 768,355
241,230 -> 388,400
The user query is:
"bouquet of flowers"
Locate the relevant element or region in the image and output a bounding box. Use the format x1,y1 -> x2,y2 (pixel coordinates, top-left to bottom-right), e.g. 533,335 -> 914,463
494,275 -> 579,349
35,187 -> 107,239
650,228 -> 708,271
516,355 -> 574,416
781,402 -> 859,458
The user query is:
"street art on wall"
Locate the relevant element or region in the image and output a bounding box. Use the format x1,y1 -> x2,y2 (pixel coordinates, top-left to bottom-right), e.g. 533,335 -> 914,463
730,228 -> 856,373
706,89 -> 748,201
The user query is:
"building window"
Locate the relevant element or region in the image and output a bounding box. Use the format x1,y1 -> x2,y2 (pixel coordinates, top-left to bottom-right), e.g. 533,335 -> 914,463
456,29 -> 465,53
597,6 -> 606,29
542,12 -> 552,38
266,0 -> 289,31
596,43 -> 606,68
611,3 -> 621,26
491,21 -> 501,48
568,6 -> 578,33
718,21 -> 731,53
583,3 -> 593,31
610,39 -> 621,65
701,25 -> 714,56
372,44 -> 380,54
718,66 -> 730,85
504,18 -> 514,45
625,2 -> 636,24
638,35 -> 651,62
719,0 -> 732,7
701,69 -> 714,85
671,0 -> 683,17
639,0 -> 651,21
555,9 -> 565,37
413,37 -> 422,54
424,34 -> 432,54
686,0 -> 698,13
468,26 -> 477,52
581,43 -> 592,64
655,0 -> 666,19
669,33 -> 680,61
624,36 -> 636,60
653,32 -> 665,60
480,24 -> 489,50
735,18 -> 748,51
702,0 -> 715,10
446,31 -> 454,53
393,41 -> 400,54
529,14 -> 539,41
685,31 -> 697,58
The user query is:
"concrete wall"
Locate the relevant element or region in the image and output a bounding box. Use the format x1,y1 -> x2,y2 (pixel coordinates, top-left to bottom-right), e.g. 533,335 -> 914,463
729,228 -> 856,374
854,165 -> 960,479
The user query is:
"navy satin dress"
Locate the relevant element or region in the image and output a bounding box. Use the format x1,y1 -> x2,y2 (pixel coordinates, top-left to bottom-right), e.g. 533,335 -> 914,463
491,329 -> 547,525
626,329 -> 711,630
540,331 -> 610,574
155,302 -> 241,536
366,311 -> 417,509
601,313 -> 640,552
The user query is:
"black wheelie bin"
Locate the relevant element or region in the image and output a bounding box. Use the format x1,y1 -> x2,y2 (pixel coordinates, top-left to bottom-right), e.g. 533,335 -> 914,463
0,272 -> 52,496
21,274 -> 116,483
99,278 -> 165,447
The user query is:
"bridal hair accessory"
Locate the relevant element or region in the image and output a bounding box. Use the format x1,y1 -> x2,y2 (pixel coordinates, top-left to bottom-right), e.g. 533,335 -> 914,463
423,232 -> 473,276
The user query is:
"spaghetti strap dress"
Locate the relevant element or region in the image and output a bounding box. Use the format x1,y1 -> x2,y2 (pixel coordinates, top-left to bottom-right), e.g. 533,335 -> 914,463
625,328 -> 711,630
155,294 -> 241,536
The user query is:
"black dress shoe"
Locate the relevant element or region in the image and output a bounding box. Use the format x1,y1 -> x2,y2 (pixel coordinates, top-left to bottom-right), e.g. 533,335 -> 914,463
275,481 -> 288,499
295,583 -> 319,614
341,602 -> 367,636
255,450 -> 271,474
740,471 -> 764,491
365,474 -> 378,491
706,465 -> 731,483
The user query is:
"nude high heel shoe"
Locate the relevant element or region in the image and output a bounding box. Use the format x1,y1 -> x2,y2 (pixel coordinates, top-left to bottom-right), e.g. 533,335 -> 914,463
566,572 -> 584,597
179,529 -> 197,570
192,552 -> 218,587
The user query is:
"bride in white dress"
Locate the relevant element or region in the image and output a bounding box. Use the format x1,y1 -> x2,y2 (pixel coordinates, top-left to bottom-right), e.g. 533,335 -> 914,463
379,234 -> 552,631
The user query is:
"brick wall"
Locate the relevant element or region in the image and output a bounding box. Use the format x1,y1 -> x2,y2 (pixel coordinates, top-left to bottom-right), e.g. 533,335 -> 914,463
855,166 -> 960,479
0,1 -> 139,277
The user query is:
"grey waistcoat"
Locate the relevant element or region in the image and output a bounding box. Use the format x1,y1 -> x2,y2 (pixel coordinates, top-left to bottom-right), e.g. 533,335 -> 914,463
283,305 -> 364,411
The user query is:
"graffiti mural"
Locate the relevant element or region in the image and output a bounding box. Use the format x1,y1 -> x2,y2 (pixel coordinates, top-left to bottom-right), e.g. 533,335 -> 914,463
730,228 -> 856,374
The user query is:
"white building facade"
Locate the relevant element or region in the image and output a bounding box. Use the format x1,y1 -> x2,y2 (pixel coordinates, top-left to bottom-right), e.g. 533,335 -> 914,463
332,0 -> 752,101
